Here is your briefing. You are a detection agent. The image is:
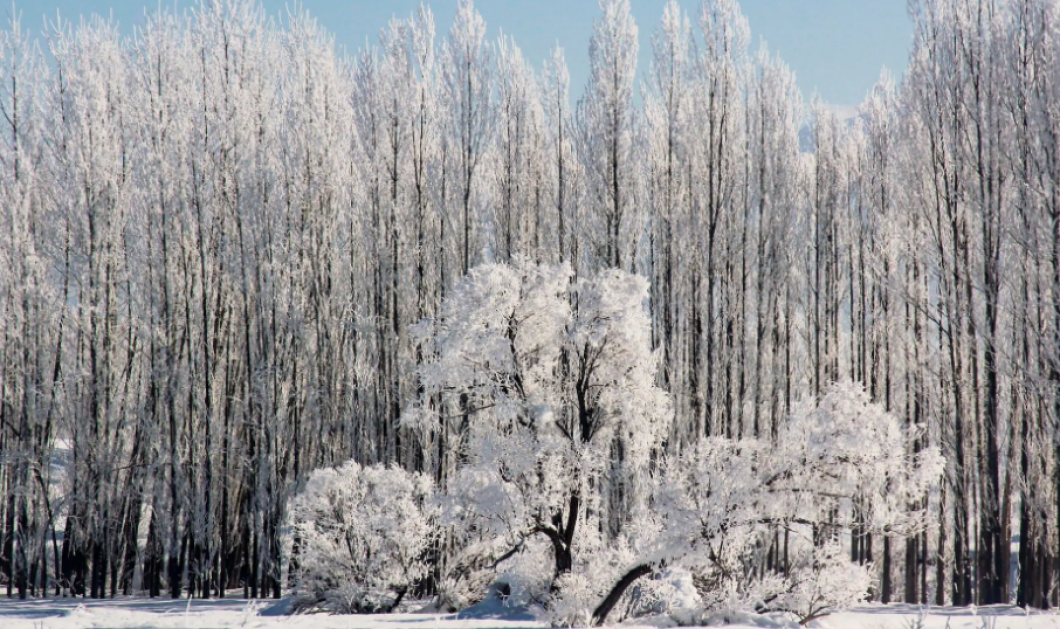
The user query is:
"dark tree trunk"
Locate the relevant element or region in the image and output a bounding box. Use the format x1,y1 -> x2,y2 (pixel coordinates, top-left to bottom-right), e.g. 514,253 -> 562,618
591,564 -> 652,626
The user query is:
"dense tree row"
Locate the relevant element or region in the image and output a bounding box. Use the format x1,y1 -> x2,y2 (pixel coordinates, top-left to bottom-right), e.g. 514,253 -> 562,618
0,0 -> 1058,610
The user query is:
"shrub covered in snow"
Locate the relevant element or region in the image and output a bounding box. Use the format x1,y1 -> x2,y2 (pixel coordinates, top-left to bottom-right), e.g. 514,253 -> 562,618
287,461 -> 438,614
654,382 -> 944,625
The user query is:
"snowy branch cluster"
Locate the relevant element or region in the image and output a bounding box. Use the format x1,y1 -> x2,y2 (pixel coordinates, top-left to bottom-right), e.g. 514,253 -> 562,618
0,0 -> 1057,621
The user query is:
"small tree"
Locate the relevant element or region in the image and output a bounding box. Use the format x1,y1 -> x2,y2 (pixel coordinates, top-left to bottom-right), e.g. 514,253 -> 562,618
287,462 -> 437,614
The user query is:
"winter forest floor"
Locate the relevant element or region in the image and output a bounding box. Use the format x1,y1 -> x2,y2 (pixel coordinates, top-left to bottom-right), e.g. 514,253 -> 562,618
0,597 -> 1056,629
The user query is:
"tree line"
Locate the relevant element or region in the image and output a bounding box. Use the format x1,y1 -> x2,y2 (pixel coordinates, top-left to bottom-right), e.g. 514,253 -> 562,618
0,0 -> 1058,610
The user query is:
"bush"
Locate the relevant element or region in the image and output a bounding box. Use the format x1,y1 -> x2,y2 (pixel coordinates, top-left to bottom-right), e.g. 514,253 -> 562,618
657,382 -> 943,625
288,461 -> 437,614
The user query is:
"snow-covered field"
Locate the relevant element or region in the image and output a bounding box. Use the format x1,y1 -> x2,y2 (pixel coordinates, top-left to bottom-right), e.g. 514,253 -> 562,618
0,598 -> 1056,629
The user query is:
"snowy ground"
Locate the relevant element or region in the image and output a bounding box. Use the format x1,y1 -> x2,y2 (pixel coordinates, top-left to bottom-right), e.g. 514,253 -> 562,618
0,597 -> 1056,629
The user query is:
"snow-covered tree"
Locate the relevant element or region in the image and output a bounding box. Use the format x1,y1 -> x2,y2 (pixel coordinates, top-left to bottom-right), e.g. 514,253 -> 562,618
577,0 -> 639,270
441,0 -> 492,276
643,0 -> 692,412
403,258 -> 671,621
541,45 -> 578,266
493,35 -> 546,263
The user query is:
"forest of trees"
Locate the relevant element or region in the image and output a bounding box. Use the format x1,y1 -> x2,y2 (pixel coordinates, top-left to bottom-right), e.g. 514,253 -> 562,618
1,0 -> 1059,613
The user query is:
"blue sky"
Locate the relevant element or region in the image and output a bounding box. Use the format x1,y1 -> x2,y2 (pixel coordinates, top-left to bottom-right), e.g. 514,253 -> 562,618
13,1 -> 911,109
